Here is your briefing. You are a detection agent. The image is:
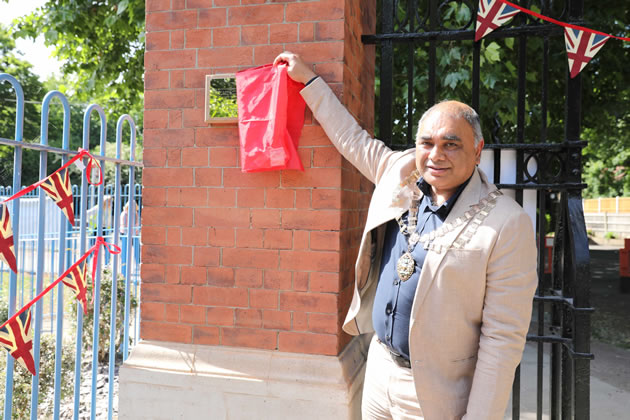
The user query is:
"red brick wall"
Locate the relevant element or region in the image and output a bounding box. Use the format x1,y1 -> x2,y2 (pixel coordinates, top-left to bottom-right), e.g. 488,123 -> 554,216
142,0 -> 376,356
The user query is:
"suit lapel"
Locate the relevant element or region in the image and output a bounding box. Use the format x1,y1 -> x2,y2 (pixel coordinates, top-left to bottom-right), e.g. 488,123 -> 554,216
412,168 -> 487,309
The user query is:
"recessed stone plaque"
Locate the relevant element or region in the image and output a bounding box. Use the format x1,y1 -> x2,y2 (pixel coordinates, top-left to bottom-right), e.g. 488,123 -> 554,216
205,74 -> 238,124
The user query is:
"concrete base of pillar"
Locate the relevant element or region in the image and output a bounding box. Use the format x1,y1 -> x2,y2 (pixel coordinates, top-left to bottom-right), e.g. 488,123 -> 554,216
119,334 -> 371,419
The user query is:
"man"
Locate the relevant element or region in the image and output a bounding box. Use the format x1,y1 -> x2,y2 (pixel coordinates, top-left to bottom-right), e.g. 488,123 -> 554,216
273,52 -> 538,420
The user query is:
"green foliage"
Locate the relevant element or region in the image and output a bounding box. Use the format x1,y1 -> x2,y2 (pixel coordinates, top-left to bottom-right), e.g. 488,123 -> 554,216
604,231 -> 617,240
1,18 -> 143,186
0,268 -> 136,418
376,1 -> 567,147
93,139 -> 144,186
208,89 -> 238,119
208,78 -> 238,119
71,268 -> 138,364
376,1 -> 630,197
0,24 -> 48,186
14,0 -> 145,122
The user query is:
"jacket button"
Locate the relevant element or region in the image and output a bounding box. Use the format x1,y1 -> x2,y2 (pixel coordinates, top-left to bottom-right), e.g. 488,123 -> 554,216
386,307 -> 392,315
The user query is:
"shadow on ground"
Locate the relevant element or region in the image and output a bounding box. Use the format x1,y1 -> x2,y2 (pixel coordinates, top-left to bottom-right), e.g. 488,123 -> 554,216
590,247 -> 630,350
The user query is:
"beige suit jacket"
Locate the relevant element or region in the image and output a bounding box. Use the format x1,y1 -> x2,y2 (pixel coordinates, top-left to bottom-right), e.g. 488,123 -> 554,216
301,78 -> 538,420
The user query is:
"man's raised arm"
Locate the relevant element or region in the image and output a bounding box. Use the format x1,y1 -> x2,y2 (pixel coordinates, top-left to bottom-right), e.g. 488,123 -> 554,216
274,52 -> 399,184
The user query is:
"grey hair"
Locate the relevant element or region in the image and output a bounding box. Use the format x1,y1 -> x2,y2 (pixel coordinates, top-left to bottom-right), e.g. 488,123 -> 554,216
417,100 -> 483,146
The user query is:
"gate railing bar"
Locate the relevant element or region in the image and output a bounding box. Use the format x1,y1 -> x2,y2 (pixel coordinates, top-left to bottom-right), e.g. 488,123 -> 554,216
536,189 -> 546,420
49,92 -> 72,420
483,142 -> 587,150
427,0 -> 437,105
119,115 -> 137,363
108,120 -> 124,420
1,72 -> 24,420
362,24 -> 565,43
71,96 -> 92,420
533,294 -> 595,311
84,104 -> 108,420
495,183 -> 587,190
0,137 -> 143,167
31,90 -> 71,420
566,0 -> 590,417
378,0 -> 394,144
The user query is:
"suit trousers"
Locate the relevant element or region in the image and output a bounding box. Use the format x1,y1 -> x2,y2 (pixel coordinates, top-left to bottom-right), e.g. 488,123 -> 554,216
362,335 -> 424,420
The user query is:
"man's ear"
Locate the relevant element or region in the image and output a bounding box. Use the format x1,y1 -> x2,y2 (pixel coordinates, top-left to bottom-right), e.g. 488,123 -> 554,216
475,138 -> 485,164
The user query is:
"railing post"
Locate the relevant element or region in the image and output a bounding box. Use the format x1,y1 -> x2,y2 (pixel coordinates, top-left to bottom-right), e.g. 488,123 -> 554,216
82,104 -> 108,420
0,72 -> 25,420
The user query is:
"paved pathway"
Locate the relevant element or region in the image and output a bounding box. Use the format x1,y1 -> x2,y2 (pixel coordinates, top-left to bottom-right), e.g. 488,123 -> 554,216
504,244 -> 630,419
505,342 -> 630,419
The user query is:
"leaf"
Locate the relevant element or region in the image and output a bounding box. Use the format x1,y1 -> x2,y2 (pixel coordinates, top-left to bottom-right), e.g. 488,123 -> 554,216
444,72 -> 460,89
117,0 -> 129,15
484,42 -> 501,63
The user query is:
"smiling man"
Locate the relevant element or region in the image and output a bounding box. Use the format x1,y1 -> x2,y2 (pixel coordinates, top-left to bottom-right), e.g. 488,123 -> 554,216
274,51 -> 538,420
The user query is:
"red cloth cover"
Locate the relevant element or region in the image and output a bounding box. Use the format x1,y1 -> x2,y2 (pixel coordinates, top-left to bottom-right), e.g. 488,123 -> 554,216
236,64 -> 306,172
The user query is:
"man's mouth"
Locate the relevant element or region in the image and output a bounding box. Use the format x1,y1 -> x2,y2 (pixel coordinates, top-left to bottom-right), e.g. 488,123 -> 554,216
427,166 -> 449,172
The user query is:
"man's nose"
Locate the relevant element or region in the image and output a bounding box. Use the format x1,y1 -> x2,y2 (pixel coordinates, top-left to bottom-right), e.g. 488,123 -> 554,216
428,144 -> 445,161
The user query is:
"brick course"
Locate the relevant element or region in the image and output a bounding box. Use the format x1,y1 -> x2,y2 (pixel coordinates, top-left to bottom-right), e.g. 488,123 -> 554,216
142,0 -> 376,356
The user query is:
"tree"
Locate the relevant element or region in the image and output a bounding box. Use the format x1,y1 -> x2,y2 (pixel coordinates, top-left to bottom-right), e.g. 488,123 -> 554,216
14,0 -> 145,123
0,23 -> 48,186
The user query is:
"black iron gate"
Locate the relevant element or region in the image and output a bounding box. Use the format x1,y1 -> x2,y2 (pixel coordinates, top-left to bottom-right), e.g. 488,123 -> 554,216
363,1 -> 593,418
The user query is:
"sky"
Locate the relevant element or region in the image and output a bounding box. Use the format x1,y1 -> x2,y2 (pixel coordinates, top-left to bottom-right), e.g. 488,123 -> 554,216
0,0 -> 64,80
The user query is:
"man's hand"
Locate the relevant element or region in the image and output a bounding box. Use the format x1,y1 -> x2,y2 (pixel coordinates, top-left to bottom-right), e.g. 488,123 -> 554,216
273,51 -> 317,84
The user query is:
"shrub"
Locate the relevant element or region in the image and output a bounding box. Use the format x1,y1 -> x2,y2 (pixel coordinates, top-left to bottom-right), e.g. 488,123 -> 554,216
71,267 -> 138,364
0,298 -> 74,419
0,268 -> 137,418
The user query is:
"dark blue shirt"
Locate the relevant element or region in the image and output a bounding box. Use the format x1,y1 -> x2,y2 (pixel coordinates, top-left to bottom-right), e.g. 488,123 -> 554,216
373,177 -> 469,359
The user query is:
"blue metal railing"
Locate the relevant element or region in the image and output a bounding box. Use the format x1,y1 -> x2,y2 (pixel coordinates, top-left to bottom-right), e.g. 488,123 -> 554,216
0,73 -> 143,420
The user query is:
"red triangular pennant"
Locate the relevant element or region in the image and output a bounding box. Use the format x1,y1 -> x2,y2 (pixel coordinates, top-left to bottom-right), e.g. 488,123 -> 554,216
475,0 -> 520,41
0,309 -> 37,375
61,261 -> 89,315
564,27 -> 610,78
40,168 -> 75,226
0,203 -> 17,274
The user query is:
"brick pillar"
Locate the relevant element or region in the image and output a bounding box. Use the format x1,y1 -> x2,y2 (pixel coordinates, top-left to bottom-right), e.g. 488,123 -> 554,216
120,1 -> 375,418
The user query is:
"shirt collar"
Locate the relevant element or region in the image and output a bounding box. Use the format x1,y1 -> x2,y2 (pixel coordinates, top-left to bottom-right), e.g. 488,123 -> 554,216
417,174 -> 472,216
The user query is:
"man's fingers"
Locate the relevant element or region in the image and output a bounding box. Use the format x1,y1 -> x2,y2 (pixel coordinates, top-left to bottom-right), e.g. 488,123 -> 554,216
273,55 -> 287,66
272,51 -> 314,84
273,51 -> 298,67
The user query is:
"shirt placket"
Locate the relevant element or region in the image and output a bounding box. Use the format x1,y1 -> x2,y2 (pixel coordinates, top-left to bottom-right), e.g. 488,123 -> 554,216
387,207 -> 434,346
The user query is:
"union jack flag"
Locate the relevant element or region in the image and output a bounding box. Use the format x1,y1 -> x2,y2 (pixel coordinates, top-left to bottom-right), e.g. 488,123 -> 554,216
40,168 -> 75,226
62,261 -> 89,315
0,309 -> 36,375
564,28 -> 609,78
0,203 -> 17,274
475,0 -> 520,41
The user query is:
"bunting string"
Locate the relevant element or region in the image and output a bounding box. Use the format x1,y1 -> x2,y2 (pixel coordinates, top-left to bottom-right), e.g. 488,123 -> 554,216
0,148 -> 104,273
476,0 -> 630,78
498,0 -> 630,42
1,147 -> 103,206
0,236 -> 120,333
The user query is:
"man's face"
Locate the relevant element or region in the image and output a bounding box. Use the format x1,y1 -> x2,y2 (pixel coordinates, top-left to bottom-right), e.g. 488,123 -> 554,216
415,102 -> 484,200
